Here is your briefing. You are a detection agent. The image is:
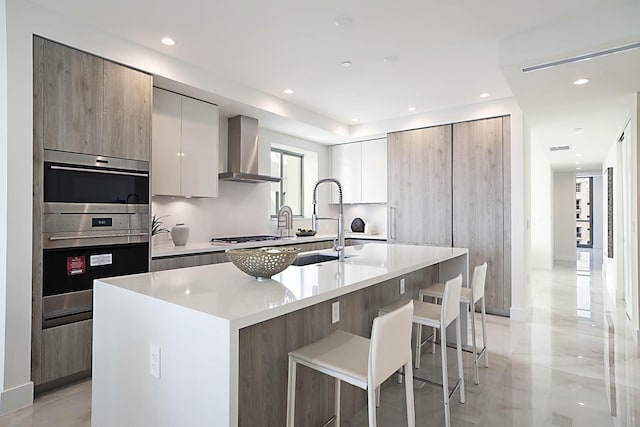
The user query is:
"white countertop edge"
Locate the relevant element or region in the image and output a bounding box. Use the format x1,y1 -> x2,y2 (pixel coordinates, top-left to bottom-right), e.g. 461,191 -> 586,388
152,232 -> 387,258
230,247 -> 467,329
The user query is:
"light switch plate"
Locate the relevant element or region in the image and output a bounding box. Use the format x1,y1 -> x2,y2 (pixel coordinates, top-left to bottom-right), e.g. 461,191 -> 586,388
150,344 -> 161,379
400,278 -> 406,294
332,301 -> 340,323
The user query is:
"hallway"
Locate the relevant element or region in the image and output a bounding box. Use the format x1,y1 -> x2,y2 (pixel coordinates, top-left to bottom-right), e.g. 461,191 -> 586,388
0,255 -> 639,426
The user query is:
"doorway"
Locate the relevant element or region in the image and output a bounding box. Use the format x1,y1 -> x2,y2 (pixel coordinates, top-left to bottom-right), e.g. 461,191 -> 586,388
576,176 -> 593,249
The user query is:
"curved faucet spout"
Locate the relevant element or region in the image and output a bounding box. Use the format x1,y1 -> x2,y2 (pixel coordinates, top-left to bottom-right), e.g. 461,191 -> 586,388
311,178 -> 345,262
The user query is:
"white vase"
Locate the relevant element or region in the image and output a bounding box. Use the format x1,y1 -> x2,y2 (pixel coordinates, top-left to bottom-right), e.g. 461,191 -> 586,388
171,224 -> 189,246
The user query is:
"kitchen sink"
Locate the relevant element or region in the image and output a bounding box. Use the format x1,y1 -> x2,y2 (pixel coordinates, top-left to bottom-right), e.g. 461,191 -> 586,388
292,253 -> 351,266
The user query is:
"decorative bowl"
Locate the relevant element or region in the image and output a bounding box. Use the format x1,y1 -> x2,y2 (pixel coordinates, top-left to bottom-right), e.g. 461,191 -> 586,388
296,229 -> 317,237
226,247 -> 301,280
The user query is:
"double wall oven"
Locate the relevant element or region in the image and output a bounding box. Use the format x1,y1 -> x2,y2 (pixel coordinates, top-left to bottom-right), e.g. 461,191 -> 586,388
42,150 -> 150,328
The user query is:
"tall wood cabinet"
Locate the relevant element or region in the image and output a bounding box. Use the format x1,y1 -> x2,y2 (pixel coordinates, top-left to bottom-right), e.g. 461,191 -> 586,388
388,117 -> 511,315
388,125 -> 452,246
39,36 -> 151,161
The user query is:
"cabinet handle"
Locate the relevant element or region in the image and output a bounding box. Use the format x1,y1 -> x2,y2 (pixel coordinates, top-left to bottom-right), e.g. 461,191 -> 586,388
389,206 -> 396,241
49,232 -> 149,241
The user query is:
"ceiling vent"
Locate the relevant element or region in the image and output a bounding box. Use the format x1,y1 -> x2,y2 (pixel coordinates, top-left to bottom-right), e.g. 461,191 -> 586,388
549,145 -> 571,152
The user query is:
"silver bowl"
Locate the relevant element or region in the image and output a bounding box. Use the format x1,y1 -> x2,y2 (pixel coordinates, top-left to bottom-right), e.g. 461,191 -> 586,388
226,247 -> 301,280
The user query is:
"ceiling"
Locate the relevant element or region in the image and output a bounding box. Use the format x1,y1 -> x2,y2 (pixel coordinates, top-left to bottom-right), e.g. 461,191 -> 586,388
28,0 -> 640,170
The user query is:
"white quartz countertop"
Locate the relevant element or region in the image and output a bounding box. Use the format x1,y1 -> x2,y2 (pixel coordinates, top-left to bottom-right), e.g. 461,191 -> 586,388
99,243 -> 466,329
152,232 -> 387,258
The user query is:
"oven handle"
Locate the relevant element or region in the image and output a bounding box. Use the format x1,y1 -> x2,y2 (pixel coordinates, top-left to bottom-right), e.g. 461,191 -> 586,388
49,165 -> 149,178
48,232 -> 149,241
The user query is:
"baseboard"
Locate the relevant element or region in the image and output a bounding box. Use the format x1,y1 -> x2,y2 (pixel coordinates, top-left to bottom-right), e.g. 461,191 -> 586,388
510,306 -> 530,322
0,381 -> 34,415
554,256 -> 576,263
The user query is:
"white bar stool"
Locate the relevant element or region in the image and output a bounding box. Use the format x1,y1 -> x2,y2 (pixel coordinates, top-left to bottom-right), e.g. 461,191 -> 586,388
378,275 -> 464,427
286,301 -> 415,427
419,262 -> 488,385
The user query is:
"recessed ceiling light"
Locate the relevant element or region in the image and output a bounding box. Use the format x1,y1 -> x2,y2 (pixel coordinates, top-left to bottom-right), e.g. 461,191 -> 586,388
578,402 -> 585,406
341,61 -> 352,68
334,15 -> 354,27
283,89 -> 294,95
161,37 -> 176,46
573,78 -> 590,85
575,128 -> 584,134
576,167 -> 582,170
480,92 -> 490,98
351,118 -> 359,122
576,154 -> 583,157
383,56 -> 399,64
408,107 -> 416,112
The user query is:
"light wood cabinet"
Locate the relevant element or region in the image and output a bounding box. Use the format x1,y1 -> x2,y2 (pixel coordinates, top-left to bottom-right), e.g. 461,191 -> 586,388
41,320 -> 93,383
39,37 -> 151,160
152,88 -> 219,198
43,39 -> 103,155
103,61 -> 152,161
388,117 -> 511,315
331,138 -> 387,204
388,125 -> 453,246
453,116 -> 510,314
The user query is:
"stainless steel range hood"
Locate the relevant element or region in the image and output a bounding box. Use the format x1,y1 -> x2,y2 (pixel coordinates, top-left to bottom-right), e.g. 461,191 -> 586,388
218,115 -> 281,183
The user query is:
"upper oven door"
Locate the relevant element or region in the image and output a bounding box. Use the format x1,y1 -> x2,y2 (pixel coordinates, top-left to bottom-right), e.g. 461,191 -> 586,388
44,150 -> 149,205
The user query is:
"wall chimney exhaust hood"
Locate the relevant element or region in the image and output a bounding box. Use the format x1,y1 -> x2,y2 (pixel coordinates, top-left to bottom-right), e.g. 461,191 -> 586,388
218,115 -> 281,183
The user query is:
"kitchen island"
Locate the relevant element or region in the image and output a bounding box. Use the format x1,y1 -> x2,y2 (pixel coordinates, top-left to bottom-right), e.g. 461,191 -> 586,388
92,242 -> 467,427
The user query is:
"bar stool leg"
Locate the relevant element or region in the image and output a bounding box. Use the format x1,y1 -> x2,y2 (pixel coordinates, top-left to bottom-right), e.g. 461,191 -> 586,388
286,358 -> 297,427
481,298 -> 489,368
440,327 -> 450,427
415,323 -> 423,369
431,296 -> 438,354
471,302 -> 479,385
367,386 -> 377,427
455,317 -> 466,404
404,362 -> 416,427
335,378 -> 341,426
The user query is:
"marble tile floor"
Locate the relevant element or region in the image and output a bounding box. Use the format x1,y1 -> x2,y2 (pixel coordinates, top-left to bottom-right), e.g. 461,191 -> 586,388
1,254 -> 639,426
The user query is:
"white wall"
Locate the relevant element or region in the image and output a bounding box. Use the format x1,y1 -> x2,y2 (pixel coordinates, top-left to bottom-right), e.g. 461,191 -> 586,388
529,130 -> 554,269
553,171 -> 576,262
591,174 -> 604,251
0,0 -> 8,408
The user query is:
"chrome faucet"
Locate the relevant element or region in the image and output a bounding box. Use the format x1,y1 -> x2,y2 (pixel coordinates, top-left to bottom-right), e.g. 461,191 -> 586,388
277,205 -> 293,238
311,178 -> 345,262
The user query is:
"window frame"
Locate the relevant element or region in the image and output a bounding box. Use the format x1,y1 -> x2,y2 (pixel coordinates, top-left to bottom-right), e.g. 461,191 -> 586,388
270,147 -> 304,218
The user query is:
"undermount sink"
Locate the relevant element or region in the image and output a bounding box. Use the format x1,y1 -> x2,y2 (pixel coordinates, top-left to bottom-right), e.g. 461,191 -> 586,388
292,253 -> 351,266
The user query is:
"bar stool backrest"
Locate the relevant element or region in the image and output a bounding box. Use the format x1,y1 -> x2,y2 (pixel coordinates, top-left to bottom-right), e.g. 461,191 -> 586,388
441,274 -> 463,327
471,262 -> 488,304
368,300 -> 414,388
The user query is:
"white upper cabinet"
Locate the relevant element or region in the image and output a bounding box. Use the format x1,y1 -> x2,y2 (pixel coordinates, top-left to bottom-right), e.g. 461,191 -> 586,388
152,88 -> 219,198
331,138 -> 387,204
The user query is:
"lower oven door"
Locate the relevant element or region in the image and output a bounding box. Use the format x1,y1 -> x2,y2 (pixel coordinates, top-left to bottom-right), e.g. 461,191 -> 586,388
42,242 -> 149,328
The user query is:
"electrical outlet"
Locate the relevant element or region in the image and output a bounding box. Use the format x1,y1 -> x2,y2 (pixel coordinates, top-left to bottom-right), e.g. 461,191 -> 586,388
400,278 -> 406,294
150,344 -> 161,379
332,301 -> 340,323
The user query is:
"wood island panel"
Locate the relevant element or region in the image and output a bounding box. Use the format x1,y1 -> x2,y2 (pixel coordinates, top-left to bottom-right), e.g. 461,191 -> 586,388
238,266 -> 438,426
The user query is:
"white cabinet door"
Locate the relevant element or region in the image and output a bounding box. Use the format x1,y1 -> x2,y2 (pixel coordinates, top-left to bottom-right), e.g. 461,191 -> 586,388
181,97 -> 219,197
152,88 -> 181,196
331,143 -> 362,203
152,88 -> 219,198
361,138 -> 387,203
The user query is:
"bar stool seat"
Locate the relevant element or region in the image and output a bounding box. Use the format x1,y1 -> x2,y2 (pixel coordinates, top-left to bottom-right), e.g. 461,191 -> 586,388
419,262 -> 488,385
378,275 -> 464,427
286,301 -> 415,427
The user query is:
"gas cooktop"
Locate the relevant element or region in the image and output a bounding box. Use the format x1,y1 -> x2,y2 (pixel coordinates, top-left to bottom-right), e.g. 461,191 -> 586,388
210,235 -> 280,244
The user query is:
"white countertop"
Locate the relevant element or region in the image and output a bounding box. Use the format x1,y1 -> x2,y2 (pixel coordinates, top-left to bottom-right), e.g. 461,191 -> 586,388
152,232 -> 387,258
98,243 -> 466,329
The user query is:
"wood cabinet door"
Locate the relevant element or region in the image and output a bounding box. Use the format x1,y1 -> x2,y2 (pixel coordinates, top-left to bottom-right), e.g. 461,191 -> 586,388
41,320 -> 93,383
151,88 -> 182,196
453,117 -> 507,314
388,125 -> 452,246
331,143 -> 362,203
181,97 -> 219,197
43,39 -> 103,155
103,60 -> 152,161
361,138 -> 387,203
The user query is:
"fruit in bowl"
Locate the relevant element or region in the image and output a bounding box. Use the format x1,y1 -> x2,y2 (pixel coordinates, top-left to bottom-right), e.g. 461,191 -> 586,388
296,228 -> 317,237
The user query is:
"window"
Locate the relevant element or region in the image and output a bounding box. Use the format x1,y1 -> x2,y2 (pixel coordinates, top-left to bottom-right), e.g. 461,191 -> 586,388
271,148 -> 303,216
576,183 -> 581,192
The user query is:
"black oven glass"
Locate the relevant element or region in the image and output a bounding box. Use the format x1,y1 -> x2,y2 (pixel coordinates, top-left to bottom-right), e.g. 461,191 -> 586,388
43,243 -> 149,296
44,162 -> 149,204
